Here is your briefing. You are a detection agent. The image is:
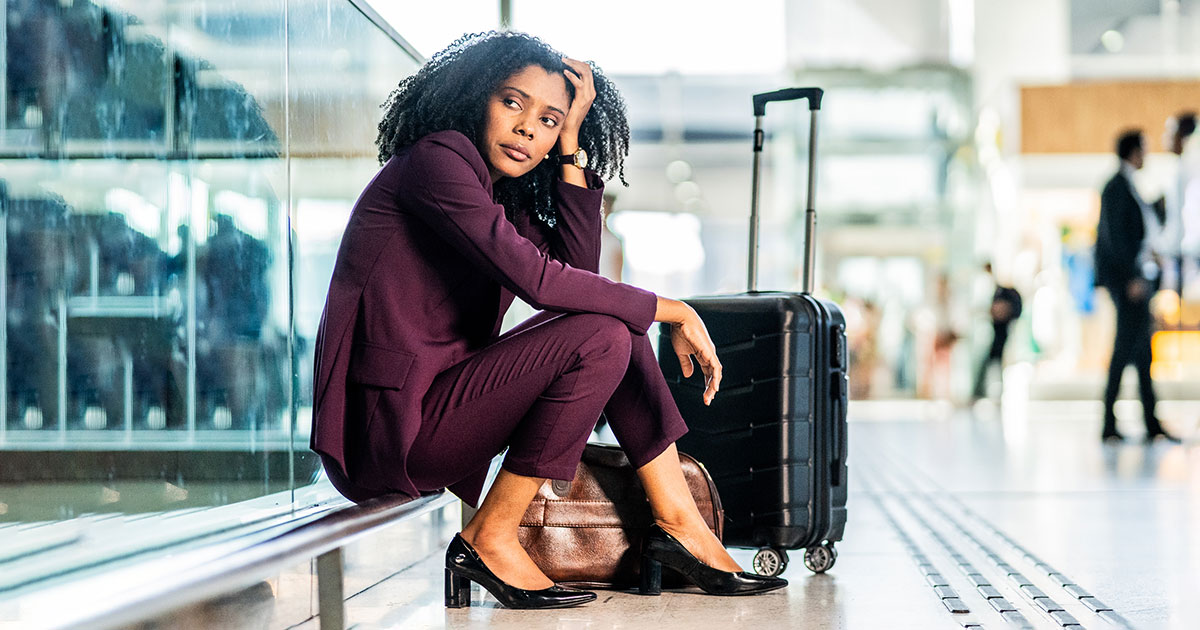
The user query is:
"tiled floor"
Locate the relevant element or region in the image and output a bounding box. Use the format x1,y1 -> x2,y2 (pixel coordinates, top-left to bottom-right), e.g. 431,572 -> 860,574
292,401 -> 1200,630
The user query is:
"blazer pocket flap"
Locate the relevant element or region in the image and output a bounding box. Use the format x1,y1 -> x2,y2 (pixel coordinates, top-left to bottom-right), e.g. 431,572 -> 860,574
348,343 -> 415,390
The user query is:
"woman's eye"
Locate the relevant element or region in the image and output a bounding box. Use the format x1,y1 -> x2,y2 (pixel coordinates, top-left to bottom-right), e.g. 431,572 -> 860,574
502,97 -> 520,109
541,117 -> 558,127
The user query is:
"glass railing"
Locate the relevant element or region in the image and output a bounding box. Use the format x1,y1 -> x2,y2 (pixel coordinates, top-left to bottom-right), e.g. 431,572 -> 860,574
0,0 -> 419,552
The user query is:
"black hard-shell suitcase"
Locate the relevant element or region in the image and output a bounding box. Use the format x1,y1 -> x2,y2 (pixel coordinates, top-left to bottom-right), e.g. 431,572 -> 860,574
657,88 -> 849,577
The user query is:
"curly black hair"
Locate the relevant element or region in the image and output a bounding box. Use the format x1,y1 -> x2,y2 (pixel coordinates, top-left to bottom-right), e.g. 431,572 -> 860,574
376,31 -> 630,227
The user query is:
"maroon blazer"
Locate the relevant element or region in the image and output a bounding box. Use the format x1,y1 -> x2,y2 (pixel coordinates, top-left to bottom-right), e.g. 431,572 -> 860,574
311,130 -> 658,505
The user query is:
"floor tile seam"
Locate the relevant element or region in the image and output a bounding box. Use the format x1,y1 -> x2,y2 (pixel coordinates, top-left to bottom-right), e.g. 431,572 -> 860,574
857,469 -> 989,629
344,553 -> 437,604
344,515 -> 455,604
283,616 -> 315,630
871,443 -> 1136,630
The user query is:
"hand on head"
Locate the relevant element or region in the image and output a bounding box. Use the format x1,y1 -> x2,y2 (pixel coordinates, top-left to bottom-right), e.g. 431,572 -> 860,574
557,57 -> 596,151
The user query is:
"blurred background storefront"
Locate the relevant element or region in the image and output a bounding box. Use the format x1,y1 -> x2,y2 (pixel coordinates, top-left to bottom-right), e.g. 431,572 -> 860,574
1,0 -> 1198,610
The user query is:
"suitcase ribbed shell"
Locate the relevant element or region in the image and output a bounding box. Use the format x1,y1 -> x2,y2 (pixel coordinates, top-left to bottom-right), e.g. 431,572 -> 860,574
658,291 -> 848,551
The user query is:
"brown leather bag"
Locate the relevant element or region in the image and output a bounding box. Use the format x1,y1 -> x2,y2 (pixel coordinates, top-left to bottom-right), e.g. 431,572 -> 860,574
517,443 -> 724,589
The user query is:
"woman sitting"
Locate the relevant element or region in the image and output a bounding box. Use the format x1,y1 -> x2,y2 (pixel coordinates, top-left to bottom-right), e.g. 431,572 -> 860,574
310,31 -> 787,609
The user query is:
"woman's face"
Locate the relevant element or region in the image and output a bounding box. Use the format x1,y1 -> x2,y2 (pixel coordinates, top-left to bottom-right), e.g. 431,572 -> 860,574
480,64 -> 571,182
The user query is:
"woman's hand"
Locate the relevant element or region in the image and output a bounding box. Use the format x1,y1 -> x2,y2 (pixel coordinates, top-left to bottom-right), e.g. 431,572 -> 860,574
657,297 -> 722,406
558,57 -> 596,153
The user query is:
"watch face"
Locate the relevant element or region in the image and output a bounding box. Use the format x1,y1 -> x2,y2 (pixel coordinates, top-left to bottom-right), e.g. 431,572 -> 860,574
559,148 -> 589,168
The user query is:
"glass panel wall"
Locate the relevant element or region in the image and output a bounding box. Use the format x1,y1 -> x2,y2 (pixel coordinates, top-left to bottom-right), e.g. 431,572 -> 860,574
287,0 -> 421,474
0,0 -> 419,533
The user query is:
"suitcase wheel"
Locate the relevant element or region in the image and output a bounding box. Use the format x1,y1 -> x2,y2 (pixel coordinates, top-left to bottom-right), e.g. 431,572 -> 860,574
752,547 -> 789,577
803,542 -> 838,573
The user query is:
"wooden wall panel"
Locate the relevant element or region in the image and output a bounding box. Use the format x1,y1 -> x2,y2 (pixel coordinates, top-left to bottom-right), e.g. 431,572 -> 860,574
1021,80 -> 1200,154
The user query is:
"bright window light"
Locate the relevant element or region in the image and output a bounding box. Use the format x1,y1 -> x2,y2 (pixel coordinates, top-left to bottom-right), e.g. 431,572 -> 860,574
213,190 -> 269,240
609,210 -> 705,274
363,0 -> 501,57
105,188 -> 162,240
512,0 -> 786,75
369,0 -> 787,75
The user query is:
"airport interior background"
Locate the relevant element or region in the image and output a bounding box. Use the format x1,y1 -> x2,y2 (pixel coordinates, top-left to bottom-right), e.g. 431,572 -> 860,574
1,0 -> 1199,628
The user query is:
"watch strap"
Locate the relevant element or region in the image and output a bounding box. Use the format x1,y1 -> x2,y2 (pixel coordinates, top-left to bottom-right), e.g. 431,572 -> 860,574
557,148 -> 587,168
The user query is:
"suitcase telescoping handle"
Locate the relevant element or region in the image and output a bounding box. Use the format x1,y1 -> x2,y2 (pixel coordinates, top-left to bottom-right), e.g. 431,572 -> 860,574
748,87 -> 823,294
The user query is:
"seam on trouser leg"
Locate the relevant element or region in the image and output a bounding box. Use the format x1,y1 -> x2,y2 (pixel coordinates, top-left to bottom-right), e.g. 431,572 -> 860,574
507,365 -> 582,480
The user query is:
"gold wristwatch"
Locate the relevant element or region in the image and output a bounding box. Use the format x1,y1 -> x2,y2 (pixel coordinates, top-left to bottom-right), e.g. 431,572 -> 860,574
556,147 -> 588,169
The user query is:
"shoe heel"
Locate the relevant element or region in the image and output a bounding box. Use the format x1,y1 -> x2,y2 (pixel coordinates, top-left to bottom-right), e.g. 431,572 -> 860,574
639,555 -> 663,596
445,569 -> 471,608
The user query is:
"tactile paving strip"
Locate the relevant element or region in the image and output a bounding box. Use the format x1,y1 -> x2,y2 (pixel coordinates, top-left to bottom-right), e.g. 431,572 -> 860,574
859,474 -> 984,628
930,496 -> 1135,629
875,448 -> 1137,630
866,472 -> 1045,629
919,496 -> 1079,629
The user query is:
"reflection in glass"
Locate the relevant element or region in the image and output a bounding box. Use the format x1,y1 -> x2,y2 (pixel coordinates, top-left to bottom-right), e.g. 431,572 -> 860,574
0,0 -> 421,548
4,0 -> 286,444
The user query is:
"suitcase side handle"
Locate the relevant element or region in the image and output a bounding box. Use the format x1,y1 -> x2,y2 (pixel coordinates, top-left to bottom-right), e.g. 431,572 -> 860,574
752,88 -> 823,116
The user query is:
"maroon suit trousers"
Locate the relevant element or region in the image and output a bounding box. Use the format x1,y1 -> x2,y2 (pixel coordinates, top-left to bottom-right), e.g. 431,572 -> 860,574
405,312 -> 688,492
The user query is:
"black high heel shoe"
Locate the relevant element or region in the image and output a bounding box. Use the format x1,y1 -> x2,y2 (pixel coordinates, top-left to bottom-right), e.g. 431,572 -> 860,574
639,524 -> 788,596
444,533 -> 597,609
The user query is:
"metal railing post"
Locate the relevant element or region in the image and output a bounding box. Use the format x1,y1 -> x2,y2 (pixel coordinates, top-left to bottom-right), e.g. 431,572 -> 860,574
317,548 -> 345,630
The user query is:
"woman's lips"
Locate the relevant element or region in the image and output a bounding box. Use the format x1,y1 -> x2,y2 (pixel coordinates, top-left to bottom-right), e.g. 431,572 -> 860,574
500,144 -> 530,161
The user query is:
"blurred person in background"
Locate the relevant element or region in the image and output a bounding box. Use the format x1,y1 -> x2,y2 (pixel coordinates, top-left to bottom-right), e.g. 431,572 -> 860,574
971,262 -> 1022,401
1173,114 -> 1200,296
1161,113 -> 1200,438
1094,129 -> 1180,443
847,298 -> 881,399
1156,111 -> 1196,293
918,271 -> 960,400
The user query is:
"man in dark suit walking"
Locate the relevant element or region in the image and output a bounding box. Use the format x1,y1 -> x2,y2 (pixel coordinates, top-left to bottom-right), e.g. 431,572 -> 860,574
1095,129 -> 1180,443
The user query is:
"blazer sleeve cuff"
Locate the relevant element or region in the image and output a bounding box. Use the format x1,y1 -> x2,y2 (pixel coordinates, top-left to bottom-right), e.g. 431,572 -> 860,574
548,170 -> 605,272
625,287 -> 659,335
555,170 -> 605,217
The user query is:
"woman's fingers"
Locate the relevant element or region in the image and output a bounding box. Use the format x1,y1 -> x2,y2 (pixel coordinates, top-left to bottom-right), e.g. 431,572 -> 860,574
561,59 -> 587,84
559,57 -> 595,140
677,352 -> 694,379
562,56 -> 593,80
562,70 -> 594,101
682,323 -> 721,405
561,57 -> 595,98
561,61 -> 585,87
698,347 -> 722,405
669,315 -> 722,404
